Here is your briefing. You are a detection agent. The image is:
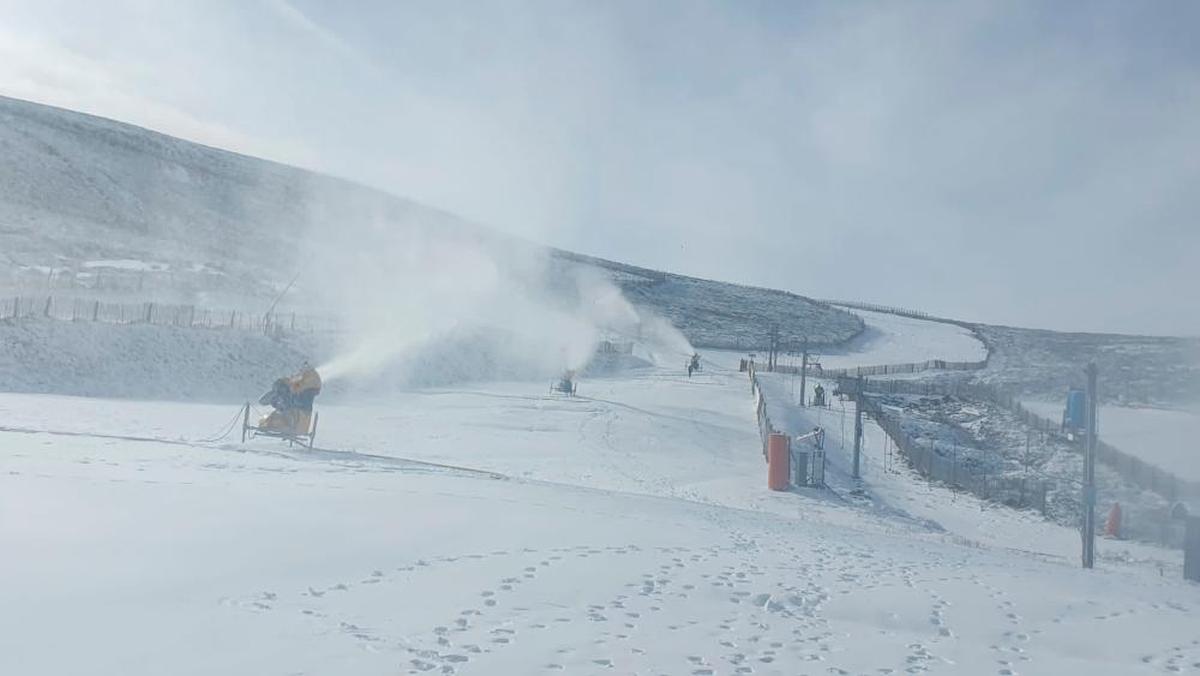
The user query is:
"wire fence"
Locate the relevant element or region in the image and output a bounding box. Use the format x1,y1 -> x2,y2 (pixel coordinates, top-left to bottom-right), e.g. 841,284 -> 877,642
0,295 -> 337,336
821,299 -> 981,332
771,357 -> 987,379
844,376 -> 1200,501
854,391 -> 1051,515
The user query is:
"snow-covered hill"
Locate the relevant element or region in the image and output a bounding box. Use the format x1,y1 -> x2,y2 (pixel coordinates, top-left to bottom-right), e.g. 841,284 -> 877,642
0,95 -> 860,350
975,324 -> 1200,407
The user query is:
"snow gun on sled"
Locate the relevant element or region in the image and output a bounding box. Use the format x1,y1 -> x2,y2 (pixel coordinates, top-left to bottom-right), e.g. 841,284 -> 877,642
242,363 -> 322,447
550,370 -> 578,396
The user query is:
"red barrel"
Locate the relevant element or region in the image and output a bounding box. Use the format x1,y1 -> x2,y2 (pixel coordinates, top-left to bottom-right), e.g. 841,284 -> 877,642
767,433 -> 791,491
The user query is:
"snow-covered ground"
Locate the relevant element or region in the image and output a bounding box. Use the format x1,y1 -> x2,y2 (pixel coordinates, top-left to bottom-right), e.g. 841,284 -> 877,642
0,319 -> 310,401
4,360 -> 1200,675
811,309 -> 985,371
1024,400 -> 1200,484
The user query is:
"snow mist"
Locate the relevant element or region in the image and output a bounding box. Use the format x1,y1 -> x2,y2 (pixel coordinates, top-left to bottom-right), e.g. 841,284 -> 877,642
299,213 -> 690,391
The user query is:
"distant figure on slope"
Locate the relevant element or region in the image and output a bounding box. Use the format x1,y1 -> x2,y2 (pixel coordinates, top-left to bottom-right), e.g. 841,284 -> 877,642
687,353 -> 701,377
812,383 -> 826,407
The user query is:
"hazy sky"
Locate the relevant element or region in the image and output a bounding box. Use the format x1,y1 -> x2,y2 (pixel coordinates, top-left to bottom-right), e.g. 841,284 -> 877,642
1,0 -> 1198,335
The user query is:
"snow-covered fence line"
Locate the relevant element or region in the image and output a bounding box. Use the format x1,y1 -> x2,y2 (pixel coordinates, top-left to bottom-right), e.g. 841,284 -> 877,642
747,363 -> 826,488
823,299 -> 938,321
0,295 -> 337,335
822,299 -> 980,330
854,390 -> 1052,515
772,357 -> 986,379
850,377 -> 1200,502
748,362 -> 779,458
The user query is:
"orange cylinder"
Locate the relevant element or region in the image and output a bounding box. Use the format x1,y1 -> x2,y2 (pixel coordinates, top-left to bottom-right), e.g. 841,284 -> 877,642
1105,502 -> 1122,538
767,433 -> 791,491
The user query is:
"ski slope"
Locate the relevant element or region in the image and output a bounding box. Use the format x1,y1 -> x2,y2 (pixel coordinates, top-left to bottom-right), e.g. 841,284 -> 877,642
3,358 -> 1200,675
803,309 -> 985,372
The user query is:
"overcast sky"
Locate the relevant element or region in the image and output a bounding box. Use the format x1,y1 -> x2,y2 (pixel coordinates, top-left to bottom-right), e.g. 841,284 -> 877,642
1,0 -> 1198,335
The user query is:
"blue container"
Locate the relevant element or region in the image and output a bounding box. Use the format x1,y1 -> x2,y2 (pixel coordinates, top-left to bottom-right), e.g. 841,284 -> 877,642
1064,388 -> 1086,430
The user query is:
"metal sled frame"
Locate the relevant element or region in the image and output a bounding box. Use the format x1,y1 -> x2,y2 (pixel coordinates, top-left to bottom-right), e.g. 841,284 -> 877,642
240,402 -> 319,448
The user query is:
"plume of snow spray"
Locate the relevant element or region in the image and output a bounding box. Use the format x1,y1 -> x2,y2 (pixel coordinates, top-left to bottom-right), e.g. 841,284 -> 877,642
299,211 -> 684,391
571,267 -> 693,365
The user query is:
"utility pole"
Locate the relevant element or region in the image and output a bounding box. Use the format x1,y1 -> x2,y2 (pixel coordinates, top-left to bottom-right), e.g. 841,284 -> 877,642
799,337 -> 809,407
768,326 -> 777,372
768,324 -> 780,372
1082,362 -> 1098,569
852,376 -> 864,480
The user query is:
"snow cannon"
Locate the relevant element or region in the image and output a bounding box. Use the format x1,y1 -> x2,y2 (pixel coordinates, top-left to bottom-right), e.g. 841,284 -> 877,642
1062,387 -> 1086,441
550,370 -> 578,396
242,363 -> 322,447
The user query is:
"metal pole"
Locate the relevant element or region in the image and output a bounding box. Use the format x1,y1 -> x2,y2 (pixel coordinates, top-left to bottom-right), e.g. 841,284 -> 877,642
1082,362 -> 1098,569
840,401 -> 846,450
799,338 -> 809,407
853,393 -> 863,480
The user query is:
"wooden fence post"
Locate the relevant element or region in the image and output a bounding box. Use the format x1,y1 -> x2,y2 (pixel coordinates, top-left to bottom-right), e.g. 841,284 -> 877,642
92,300 -> 100,322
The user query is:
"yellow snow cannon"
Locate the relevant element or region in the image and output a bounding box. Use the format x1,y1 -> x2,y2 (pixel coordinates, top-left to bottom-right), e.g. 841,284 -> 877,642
242,363 -> 322,447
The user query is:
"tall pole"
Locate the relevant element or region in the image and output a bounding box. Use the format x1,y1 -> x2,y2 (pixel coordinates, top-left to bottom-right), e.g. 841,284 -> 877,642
799,337 -> 809,407
1082,362 -> 1098,569
767,325 -> 779,372
852,377 -> 864,480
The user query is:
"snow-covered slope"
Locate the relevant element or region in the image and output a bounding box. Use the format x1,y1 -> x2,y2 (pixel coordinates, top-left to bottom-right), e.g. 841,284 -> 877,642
0,95 -> 860,350
813,308 -> 986,371
0,319 -> 309,401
